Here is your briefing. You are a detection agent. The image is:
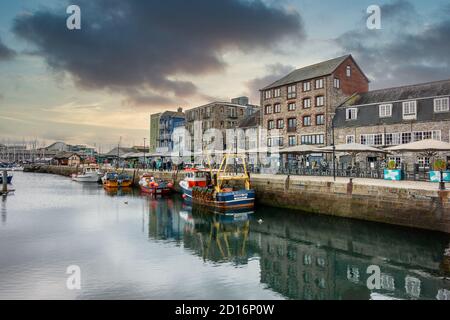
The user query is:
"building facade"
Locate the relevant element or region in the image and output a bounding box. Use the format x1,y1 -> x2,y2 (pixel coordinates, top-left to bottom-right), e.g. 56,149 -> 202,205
156,108 -> 185,153
260,55 -> 369,149
334,79 -> 450,169
149,113 -> 161,153
185,97 -> 259,150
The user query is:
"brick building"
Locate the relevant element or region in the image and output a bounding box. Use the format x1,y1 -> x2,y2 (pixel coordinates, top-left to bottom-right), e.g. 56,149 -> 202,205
334,79 -> 450,170
260,55 -> 369,149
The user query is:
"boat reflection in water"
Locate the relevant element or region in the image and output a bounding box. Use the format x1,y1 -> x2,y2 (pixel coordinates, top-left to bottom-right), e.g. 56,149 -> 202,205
146,198 -> 450,300
179,204 -> 253,263
103,186 -> 135,197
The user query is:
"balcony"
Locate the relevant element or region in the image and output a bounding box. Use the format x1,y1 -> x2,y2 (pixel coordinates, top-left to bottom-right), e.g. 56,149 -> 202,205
287,127 -> 297,133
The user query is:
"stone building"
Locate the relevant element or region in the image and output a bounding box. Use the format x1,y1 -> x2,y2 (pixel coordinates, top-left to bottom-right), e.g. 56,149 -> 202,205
260,55 -> 369,149
185,97 -> 259,150
334,79 -> 450,170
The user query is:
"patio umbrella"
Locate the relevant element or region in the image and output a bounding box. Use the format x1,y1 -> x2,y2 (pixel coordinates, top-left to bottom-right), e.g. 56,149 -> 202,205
385,139 -> 450,152
279,145 -> 318,154
318,143 -> 389,153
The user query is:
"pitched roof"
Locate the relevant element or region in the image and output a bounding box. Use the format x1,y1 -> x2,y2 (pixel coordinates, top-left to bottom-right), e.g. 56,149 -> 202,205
262,55 -> 354,90
238,110 -> 261,128
341,79 -> 450,107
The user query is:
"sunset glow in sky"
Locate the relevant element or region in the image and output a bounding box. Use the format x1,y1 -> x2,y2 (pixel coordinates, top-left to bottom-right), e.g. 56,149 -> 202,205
1,0 -> 449,150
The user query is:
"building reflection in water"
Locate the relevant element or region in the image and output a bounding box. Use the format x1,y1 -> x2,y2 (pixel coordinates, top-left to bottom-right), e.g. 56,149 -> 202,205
145,198 -> 450,300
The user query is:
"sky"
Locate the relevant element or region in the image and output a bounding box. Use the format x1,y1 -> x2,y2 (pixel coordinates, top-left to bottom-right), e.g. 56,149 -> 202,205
0,0 -> 449,151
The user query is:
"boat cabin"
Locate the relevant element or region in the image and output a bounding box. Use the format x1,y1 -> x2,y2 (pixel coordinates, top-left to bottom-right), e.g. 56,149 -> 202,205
184,169 -> 208,188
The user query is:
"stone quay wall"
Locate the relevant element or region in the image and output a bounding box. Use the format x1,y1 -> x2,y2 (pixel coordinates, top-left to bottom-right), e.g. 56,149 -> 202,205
24,165 -> 450,233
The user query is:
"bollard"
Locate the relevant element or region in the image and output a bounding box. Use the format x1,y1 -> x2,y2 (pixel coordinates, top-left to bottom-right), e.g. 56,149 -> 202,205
2,170 -> 7,193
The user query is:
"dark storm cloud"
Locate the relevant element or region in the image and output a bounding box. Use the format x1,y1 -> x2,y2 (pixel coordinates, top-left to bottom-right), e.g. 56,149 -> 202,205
12,0 -> 304,106
336,0 -> 450,89
0,37 -> 15,60
246,63 -> 295,100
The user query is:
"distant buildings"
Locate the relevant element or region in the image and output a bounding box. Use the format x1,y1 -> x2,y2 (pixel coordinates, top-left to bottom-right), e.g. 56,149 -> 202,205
260,55 -> 369,148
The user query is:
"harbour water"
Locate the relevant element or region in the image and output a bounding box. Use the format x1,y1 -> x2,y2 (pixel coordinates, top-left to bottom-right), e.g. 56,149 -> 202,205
1,172 -> 450,300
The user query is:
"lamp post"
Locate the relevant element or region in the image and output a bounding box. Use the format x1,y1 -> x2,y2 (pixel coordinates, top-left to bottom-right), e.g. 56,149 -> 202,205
143,138 -> 146,169
330,113 -> 336,182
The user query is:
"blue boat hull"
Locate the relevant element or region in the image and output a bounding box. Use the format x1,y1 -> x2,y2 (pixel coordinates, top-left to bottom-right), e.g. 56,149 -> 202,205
181,185 -> 255,209
0,175 -> 13,184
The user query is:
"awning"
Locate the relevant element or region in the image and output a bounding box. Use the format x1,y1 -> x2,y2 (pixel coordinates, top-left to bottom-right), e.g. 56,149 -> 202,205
385,139 -> 450,152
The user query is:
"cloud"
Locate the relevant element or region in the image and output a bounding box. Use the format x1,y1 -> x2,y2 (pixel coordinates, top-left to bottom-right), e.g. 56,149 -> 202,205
0,37 -> 15,60
12,0 -> 304,107
336,0 -> 450,89
246,63 -> 295,101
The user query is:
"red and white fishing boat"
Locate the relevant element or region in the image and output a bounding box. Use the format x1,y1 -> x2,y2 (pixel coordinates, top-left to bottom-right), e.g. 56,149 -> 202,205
139,173 -> 173,196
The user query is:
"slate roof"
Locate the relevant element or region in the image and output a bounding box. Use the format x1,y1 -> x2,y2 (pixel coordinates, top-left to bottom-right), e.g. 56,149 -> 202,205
262,55 -> 361,90
238,110 -> 261,128
341,79 -> 450,107
104,147 -> 137,157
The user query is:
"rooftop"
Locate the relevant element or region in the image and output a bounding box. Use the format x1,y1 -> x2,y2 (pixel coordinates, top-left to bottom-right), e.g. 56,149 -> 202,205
262,55 -> 359,90
341,79 -> 450,107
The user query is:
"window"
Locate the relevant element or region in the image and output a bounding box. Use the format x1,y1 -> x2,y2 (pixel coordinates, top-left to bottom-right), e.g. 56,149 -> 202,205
274,103 -> 281,113
269,137 -> 284,147
303,81 -> 311,92
360,134 -> 383,146
346,135 -> 355,144
389,156 -> 402,167
264,90 -> 272,100
316,96 -> 325,107
288,136 -> 297,146
434,97 -> 449,113
288,103 -> 296,111
417,157 -> 430,169
264,105 -> 272,115
287,118 -> 297,132
287,85 -> 297,99
402,101 -> 417,120
303,116 -> 311,127
315,78 -> 324,89
301,134 -> 324,145
385,133 -> 401,146
229,107 -> 237,118
346,65 -> 351,77
413,130 -> 441,141
401,132 -> 412,144
303,98 -> 311,109
334,78 -> 340,89
276,119 -> 284,129
267,120 -> 274,130
346,108 -> 358,120
379,104 -> 392,118
316,114 -> 325,125
274,88 -> 281,98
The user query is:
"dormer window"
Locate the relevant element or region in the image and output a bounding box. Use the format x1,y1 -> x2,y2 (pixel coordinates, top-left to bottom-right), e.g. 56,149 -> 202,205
402,101 -> 417,120
346,108 -> 358,120
434,97 -> 449,113
379,104 -> 392,118
346,66 -> 351,77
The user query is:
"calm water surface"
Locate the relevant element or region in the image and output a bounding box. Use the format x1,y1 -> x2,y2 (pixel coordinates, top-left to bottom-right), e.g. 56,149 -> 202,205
1,172 -> 450,300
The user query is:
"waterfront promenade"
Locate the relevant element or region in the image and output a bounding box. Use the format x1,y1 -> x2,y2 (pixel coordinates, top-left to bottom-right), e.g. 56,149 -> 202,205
23,165 -> 450,234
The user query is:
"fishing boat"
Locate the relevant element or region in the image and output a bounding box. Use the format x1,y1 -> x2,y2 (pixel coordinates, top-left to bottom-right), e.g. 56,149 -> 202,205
139,173 -> 173,196
72,165 -> 101,182
102,172 -> 119,188
179,154 -> 255,210
0,174 -> 13,184
117,173 -> 133,188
